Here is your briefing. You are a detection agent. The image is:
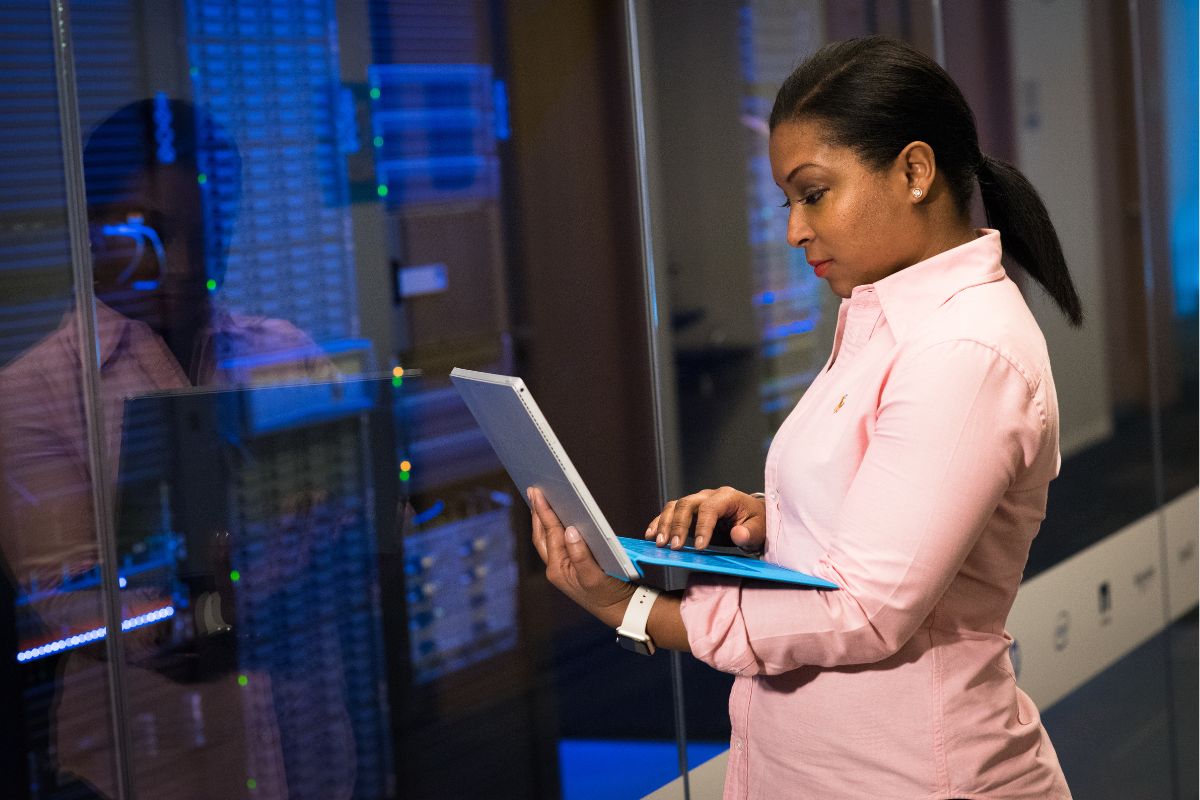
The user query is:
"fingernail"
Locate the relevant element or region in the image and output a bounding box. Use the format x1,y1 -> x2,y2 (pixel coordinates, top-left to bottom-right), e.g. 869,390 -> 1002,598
671,536 -> 680,548
656,534 -> 665,545
695,537 -> 705,548
565,526 -> 581,543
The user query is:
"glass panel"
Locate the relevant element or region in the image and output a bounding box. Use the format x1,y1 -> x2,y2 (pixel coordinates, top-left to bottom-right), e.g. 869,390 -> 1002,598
945,1 -> 1197,798
0,2 -> 120,797
39,0 -> 666,798
1140,0 -> 1198,796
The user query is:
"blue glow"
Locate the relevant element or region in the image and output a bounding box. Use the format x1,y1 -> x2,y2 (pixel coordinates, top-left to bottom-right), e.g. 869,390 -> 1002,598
18,548 -> 179,608
153,91 -> 176,164
132,280 -> 159,291
118,576 -> 128,588
16,606 -> 175,663
100,216 -> 168,286
761,396 -> 793,414
368,64 -> 499,205
558,739 -> 726,800
758,291 -> 776,305
337,87 -> 360,154
763,318 -> 816,341
412,500 -> 445,526
1162,0 -> 1198,315
492,79 -> 510,141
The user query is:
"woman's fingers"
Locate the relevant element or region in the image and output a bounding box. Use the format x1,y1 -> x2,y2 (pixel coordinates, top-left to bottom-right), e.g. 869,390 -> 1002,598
533,493 -> 604,587
691,504 -> 723,550
648,487 -> 758,550
692,487 -> 741,549
540,505 -> 572,574
561,525 -> 611,590
528,488 -> 636,625
529,487 -> 566,536
644,514 -> 661,541
529,487 -> 557,563
666,491 -> 712,548
530,504 -> 548,563
654,500 -> 677,546
665,498 -> 693,548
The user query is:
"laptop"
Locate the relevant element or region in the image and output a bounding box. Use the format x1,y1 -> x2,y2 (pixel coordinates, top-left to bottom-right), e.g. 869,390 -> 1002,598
450,368 -> 837,590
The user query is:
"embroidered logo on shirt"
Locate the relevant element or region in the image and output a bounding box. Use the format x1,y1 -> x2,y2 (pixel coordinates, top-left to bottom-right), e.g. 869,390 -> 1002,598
834,394 -> 847,413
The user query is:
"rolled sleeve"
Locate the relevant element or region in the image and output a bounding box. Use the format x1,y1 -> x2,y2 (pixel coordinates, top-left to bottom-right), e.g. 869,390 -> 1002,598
678,574 -> 759,674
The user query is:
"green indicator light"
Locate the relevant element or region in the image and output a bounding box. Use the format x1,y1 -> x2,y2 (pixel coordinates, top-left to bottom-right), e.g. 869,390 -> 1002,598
373,136 -> 384,148
229,570 -> 241,583
206,279 -> 217,292
196,173 -> 207,185
399,470 -> 410,482
247,778 -> 257,790
238,674 -> 249,687
376,185 -> 388,198
369,87 -> 381,100
391,376 -> 402,388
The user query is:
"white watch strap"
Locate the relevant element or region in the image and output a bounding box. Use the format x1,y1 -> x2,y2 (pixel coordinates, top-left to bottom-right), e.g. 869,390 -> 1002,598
618,585 -> 660,640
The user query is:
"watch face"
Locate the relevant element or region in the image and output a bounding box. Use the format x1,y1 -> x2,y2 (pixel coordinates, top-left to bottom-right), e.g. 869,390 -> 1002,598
617,634 -> 654,656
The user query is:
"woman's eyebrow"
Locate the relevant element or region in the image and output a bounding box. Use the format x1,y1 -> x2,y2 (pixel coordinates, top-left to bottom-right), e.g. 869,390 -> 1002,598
785,162 -> 821,183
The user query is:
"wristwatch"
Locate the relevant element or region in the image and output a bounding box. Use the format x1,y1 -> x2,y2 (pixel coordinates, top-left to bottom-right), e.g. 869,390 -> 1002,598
616,585 -> 661,655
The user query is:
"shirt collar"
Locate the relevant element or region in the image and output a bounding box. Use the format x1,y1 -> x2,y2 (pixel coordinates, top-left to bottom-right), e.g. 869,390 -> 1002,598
862,228 -> 1005,341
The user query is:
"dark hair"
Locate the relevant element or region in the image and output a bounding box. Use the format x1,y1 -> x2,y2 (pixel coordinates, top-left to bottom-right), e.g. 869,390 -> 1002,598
770,36 -> 1083,326
83,98 -> 241,211
83,98 -> 242,284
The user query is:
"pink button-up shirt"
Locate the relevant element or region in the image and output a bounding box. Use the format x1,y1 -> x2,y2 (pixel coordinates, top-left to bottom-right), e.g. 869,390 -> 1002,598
680,231 -> 1071,799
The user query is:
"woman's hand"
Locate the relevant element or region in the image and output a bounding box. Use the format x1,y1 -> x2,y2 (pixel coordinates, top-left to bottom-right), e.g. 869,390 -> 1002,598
645,487 -> 766,552
528,487 -> 635,628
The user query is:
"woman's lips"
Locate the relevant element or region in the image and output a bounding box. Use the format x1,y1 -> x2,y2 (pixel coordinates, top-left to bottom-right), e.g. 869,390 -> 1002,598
809,259 -> 832,278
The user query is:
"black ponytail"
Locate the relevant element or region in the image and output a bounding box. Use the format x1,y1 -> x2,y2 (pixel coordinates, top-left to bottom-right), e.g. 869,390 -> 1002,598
771,36 -> 1084,327
976,155 -> 1083,326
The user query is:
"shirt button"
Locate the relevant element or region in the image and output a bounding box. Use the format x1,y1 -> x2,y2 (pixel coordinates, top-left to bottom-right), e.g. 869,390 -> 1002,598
768,492 -> 778,502
735,739 -> 744,751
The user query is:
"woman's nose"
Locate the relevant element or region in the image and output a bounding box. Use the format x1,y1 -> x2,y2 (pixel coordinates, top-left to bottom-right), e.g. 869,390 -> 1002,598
787,208 -> 813,249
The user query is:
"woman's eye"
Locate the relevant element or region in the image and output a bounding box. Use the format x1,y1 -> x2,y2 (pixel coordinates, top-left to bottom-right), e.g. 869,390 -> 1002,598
779,188 -> 827,208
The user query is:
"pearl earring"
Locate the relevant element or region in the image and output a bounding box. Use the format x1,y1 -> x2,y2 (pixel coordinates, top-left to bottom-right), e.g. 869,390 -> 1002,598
912,188 -> 923,199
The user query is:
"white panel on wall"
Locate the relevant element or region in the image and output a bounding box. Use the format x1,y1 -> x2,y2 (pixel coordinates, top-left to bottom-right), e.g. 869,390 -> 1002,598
1007,513 -> 1169,710
1165,488 -> 1200,620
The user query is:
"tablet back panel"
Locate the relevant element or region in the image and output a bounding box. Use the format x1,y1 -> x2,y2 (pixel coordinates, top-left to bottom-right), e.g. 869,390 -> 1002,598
450,369 -> 639,580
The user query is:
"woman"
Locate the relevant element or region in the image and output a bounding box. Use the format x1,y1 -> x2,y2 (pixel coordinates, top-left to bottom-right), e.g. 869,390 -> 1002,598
529,36 -> 1078,798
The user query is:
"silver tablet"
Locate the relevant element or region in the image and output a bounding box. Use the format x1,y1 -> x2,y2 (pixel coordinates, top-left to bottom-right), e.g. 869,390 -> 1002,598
450,367 -> 640,580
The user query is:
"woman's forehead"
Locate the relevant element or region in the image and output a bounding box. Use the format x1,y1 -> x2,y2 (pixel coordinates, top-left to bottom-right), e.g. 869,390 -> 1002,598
769,119 -> 859,178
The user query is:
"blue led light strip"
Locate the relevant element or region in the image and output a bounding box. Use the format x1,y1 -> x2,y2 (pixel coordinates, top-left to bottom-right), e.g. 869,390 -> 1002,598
16,606 -> 176,663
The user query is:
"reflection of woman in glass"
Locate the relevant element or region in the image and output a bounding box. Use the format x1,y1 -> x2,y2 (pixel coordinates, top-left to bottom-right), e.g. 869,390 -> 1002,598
530,37 -> 1079,798
0,99 -> 348,799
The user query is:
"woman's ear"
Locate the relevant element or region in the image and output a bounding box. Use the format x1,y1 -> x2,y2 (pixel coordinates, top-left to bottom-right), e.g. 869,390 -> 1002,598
896,141 -> 936,203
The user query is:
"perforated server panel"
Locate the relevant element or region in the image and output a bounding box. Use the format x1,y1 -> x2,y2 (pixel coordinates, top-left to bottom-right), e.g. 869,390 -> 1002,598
186,0 -> 361,343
